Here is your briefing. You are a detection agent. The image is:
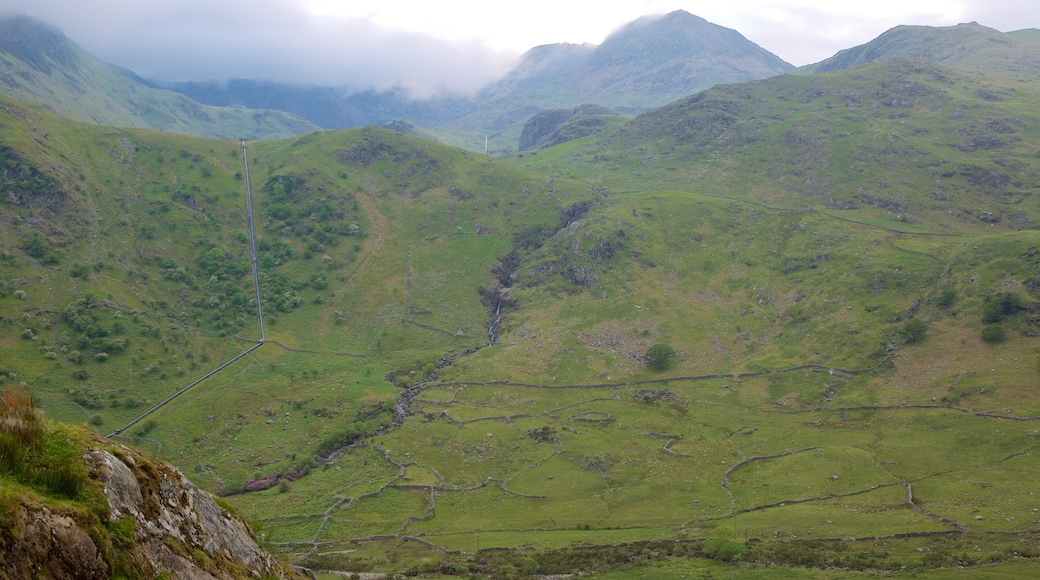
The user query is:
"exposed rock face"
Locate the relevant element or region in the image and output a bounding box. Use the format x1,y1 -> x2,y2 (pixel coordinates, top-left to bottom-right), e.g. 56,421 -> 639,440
85,446 -> 294,579
0,440 -> 297,579
0,499 -> 109,579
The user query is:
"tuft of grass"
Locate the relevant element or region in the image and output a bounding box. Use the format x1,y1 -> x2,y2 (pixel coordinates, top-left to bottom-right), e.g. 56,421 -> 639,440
0,387 -> 43,472
1,388 -> 89,500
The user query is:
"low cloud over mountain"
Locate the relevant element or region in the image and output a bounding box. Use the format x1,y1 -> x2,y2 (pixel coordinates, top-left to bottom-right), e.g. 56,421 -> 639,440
0,0 -> 517,96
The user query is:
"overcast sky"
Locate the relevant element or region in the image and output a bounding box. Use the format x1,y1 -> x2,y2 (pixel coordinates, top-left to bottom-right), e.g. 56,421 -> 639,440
2,0 -> 1038,95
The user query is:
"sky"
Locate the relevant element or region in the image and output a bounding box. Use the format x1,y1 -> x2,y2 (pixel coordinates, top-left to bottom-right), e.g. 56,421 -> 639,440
1,0 -> 1038,95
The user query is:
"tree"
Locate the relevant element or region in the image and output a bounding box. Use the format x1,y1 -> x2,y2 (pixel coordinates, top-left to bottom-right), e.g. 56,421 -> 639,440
22,232 -> 46,259
899,318 -> 928,343
645,343 -> 677,371
982,292 -> 1024,323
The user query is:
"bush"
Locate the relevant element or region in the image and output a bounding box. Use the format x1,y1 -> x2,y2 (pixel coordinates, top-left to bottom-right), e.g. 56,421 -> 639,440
981,292 -> 1025,323
645,343 -> 677,371
981,324 -> 1006,344
899,318 -> 928,343
23,232 -> 46,259
519,557 -> 538,575
702,526 -> 747,561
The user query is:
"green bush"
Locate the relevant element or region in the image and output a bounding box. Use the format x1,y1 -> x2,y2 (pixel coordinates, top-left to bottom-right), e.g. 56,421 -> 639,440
519,557 -> 538,575
981,324 -> 1006,344
898,318 -> 928,343
981,292 -> 1025,323
645,343 -> 677,371
701,526 -> 747,561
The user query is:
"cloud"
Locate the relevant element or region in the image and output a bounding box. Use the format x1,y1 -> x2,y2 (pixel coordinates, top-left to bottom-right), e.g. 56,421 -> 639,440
2,0 -> 1038,91
0,0 -> 518,95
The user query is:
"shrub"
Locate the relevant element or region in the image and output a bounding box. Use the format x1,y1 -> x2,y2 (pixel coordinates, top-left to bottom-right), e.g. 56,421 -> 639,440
519,557 -> 538,575
135,419 -> 158,436
981,292 -> 1025,323
22,232 -> 46,259
899,318 -> 928,343
981,324 -> 1006,344
702,526 -> 747,561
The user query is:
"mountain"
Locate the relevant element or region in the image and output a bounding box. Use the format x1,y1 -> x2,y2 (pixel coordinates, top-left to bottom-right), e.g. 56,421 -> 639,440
441,10 -> 794,136
472,10 -> 794,109
803,22 -> 1040,80
150,10 -> 792,150
0,15 -> 318,140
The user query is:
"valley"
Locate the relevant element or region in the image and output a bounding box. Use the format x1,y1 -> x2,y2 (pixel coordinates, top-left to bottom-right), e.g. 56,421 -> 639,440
3,12 -> 1040,579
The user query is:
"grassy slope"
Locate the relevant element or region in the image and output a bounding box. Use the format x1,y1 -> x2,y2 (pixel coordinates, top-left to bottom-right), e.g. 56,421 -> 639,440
3,52 -> 1040,576
1010,29 -> 1040,52
519,58 -> 1040,235
801,22 -> 1040,80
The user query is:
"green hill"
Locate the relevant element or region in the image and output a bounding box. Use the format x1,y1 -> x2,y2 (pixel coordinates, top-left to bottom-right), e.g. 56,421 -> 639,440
3,50 -> 1040,577
0,16 -> 318,140
521,58 -> 1040,234
802,22 -> 1040,80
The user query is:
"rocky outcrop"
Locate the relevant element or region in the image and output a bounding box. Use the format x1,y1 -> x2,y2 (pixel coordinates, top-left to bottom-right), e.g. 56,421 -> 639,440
0,436 -> 299,579
84,445 -> 296,579
0,498 -> 110,579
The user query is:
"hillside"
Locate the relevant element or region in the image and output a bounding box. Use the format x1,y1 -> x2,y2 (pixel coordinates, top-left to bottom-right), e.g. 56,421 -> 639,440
522,58 -> 1040,235
0,16 -> 319,140
518,104 -> 629,151
3,49 -> 1040,577
1010,28 -> 1040,51
803,22 -> 1040,80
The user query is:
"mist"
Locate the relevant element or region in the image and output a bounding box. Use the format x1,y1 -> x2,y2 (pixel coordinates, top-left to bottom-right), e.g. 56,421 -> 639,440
0,0 -> 518,97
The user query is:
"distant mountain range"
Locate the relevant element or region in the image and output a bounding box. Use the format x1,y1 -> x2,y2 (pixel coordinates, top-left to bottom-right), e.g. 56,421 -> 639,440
0,11 -> 792,149
1,12 -> 1039,152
